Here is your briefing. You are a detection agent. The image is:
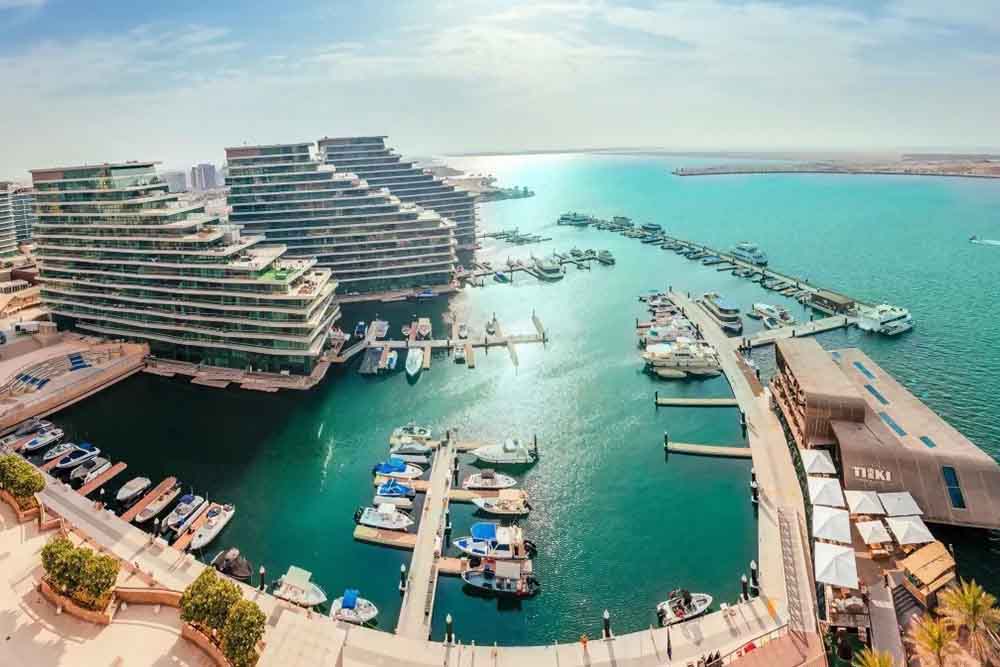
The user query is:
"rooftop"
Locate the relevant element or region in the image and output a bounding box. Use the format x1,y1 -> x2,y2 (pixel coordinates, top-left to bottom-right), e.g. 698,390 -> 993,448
776,338 -> 863,402
29,160 -> 159,174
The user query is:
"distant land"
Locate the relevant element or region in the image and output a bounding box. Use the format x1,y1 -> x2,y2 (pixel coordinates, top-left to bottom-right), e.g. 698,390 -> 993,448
674,156 -> 1000,179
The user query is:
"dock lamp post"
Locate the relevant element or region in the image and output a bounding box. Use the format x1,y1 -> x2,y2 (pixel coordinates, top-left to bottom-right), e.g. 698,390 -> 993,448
446,613 -> 455,644
750,561 -> 760,596
740,575 -> 749,602
259,566 -> 266,591
399,564 -> 407,593
602,609 -> 612,639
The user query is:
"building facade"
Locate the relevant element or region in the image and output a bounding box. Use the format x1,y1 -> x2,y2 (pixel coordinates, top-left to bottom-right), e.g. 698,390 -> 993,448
190,163 -> 218,191
10,186 -> 36,243
317,136 -> 478,249
31,161 -> 338,374
225,143 -> 457,294
0,185 -> 17,259
161,170 -> 188,193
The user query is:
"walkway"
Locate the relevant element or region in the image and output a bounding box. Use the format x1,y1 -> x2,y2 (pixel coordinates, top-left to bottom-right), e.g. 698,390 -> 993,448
747,316 -> 855,348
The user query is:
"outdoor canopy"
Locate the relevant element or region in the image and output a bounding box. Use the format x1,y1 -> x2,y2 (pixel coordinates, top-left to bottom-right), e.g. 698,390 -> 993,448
813,541 -> 859,589
811,505 -> 852,543
800,449 -> 837,475
808,475 -> 846,508
879,491 -> 923,517
844,490 -> 886,516
855,520 -> 892,545
886,515 -> 935,545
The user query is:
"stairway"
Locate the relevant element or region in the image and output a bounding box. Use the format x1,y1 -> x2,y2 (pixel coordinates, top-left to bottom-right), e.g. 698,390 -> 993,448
892,584 -> 922,629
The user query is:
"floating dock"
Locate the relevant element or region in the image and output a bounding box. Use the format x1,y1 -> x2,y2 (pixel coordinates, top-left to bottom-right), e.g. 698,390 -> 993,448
119,476 -> 177,523
655,394 -> 739,407
77,462 -> 127,496
746,315 -> 855,348
665,442 -> 752,458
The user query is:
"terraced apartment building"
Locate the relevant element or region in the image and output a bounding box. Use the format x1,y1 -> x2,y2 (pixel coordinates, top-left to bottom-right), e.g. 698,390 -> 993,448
31,161 -> 338,375
12,186 -> 36,242
0,184 -> 19,259
317,136 -> 478,249
225,142 -> 457,294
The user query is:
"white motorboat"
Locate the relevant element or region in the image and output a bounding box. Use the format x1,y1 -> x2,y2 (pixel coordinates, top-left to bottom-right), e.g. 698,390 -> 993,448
330,589 -> 379,625
454,345 -> 466,364
471,438 -> 536,465
776,307 -> 795,325
42,441 -> 76,462
656,589 -> 713,625
55,442 -> 100,470
732,241 -> 768,266
14,417 -> 53,437
405,348 -> 424,378
190,503 -> 235,550
354,504 -> 415,531
134,481 -> 182,523
391,423 -> 434,443
116,477 -> 152,503
463,469 -> 517,490
458,324 -> 469,339
389,439 -> 433,456
273,566 -> 327,608
372,458 -> 424,480
750,303 -> 778,320
70,457 -> 110,484
416,317 -> 432,339
453,522 -> 536,560
641,323 -> 698,345
22,427 -> 64,452
373,479 -> 415,508
164,494 -> 207,534
386,451 -> 429,465
642,341 -> 721,378
471,489 -> 531,516
701,293 -> 743,335
858,304 -> 913,336
762,316 -> 781,330
462,559 -> 540,598
373,494 -> 413,509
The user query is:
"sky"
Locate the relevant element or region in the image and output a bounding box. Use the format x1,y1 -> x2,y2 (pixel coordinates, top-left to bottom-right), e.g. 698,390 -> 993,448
2,0 -> 999,180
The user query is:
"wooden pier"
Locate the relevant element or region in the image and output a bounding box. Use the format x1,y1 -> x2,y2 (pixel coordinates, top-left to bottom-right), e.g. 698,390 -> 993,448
665,442 -> 752,458
120,476 -> 177,523
746,315 -> 855,347
77,462 -> 127,496
655,394 -> 739,407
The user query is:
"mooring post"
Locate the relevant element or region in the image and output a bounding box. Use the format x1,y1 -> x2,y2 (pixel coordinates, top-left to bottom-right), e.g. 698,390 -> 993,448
655,390 -> 659,408
741,574 -> 749,602
446,613 -> 454,644
602,609 -> 612,639
399,564 -> 407,593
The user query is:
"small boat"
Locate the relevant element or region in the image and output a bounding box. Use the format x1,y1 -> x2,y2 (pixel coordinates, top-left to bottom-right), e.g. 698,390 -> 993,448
273,566 -> 327,608
458,324 -> 469,339
331,589 -> 379,625
470,438 -> 536,465
385,350 -> 399,371
416,318 -> 432,339
354,504 -> 415,531
485,318 -> 497,336
42,442 -> 76,462
385,452 -> 429,466
415,289 -> 436,300
597,250 -> 615,265
389,439 -> 433,457
14,417 -> 53,437
776,308 -> 795,325
22,428 -> 65,452
493,272 -> 509,283
471,489 -> 532,516
163,494 -> 206,534
374,479 -> 415,508
353,321 -> 367,339
55,442 -> 100,470
656,589 -> 713,626
372,458 -> 424,480
454,345 -> 466,364
190,503 -> 236,550
462,559 -> 539,598
134,481 -> 182,523
570,247 -> 584,258
211,547 -> 252,583
70,457 -> 110,483
762,316 -> 781,330
453,522 -> 537,560
751,303 -> 778,319
463,469 -> 517,490
401,324 -> 411,337
116,477 -> 151,503
392,423 -> 434,443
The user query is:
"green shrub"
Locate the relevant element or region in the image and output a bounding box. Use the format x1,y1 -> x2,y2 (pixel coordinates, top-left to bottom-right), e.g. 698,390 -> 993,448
39,535 -> 119,608
40,536 -> 76,592
222,599 -> 266,667
0,454 -> 44,502
180,569 -> 242,634
80,553 -> 119,601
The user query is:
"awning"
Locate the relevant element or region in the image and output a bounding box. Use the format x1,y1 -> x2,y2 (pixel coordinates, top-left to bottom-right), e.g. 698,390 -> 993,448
844,490 -> 885,515
814,541 -> 859,589
886,515 -> 934,545
808,476 -> 846,508
812,506 -> 852,543
879,491 -> 923,516
855,520 -> 892,545
800,449 -> 837,475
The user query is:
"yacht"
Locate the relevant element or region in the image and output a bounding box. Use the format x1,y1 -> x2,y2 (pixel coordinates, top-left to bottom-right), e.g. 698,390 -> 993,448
392,423 -> 434,443
749,303 -> 778,320
453,522 -> 537,560
405,348 -> 424,379
641,222 -> 663,233
163,494 -> 207,534
570,247 -> 584,258
858,304 -> 914,336
42,442 -> 76,463
55,442 -> 100,470
354,504 -> 415,531
330,589 -> 379,625
641,322 -> 698,345
461,559 -> 540,598
656,589 -> 713,626
190,504 -> 236,550
470,438 -> 536,465
732,242 -> 768,266
416,318 -> 432,340
116,477 -> 152,504
533,255 -> 564,281
372,458 -> 424,480
642,341 -> 722,378
597,250 -> 615,265
211,547 -> 252,583
22,427 -> 64,453
463,469 -> 517,490
70,457 -> 110,483
557,212 -> 592,226
471,489 -> 532,516
134,481 -> 182,523
701,293 -> 743,334
273,566 -> 327,608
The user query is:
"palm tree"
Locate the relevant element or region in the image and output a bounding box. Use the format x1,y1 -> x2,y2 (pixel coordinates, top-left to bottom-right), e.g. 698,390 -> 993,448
938,579 -> 1000,665
906,615 -> 958,667
851,647 -> 895,667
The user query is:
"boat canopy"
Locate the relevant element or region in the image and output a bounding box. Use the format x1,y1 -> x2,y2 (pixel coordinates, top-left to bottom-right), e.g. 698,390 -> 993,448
379,479 -> 411,495
283,565 -> 313,591
375,458 -> 407,474
177,494 -> 195,505
471,523 -> 498,541
342,588 -> 359,609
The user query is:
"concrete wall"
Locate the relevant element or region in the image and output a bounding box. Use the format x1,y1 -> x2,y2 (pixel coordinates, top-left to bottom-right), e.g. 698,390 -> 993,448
181,623 -> 230,667
115,587 -> 182,608
38,577 -> 113,626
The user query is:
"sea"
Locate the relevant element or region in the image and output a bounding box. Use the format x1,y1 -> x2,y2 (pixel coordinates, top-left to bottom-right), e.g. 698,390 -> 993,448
49,152 -> 1000,646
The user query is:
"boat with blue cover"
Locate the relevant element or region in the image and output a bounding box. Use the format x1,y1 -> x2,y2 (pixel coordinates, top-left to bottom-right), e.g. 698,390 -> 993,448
330,588 -> 378,624
163,494 -> 207,534
462,559 -> 539,598
372,458 -> 423,480
453,522 -> 537,560
374,479 -> 416,508
55,442 -> 100,470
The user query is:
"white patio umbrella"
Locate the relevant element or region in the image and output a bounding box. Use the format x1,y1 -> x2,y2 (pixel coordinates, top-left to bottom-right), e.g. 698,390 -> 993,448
812,506 -> 852,543
814,541 -> 859,589
878,492 -> 923,517
886,515 -> 934,546
800,449 -> 837,475
808,476 -> 846,508
855,520 -> 892,545
844,490 -> 885,516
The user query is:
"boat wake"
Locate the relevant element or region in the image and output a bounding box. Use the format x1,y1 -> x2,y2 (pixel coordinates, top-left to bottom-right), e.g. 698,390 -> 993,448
970,237 -> 1000,246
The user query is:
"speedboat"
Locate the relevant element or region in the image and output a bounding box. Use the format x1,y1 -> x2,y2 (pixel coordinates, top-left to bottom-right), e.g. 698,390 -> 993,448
55,442 -> 100,470
14,417 -> 53,437
353,321 -> 367,339
190,503 -> 236,550
462,559 -> 539,598
70,457 -> 110,483
392,423 -> 434,443
374,479 -> 416,508
116,477 -> 152,503
750,303 -> 778,320
22,427 -> 64,452
330,588 -> 379,625
273,566 -> 327,608
776,307 -> 795,325
858,304 -> 913,336
463,469 -> 517,490
471,438 -> 536,465
762,316 -> 781,330
372,458 -> 424,480
163,494 -> 207,534
354,504 -> 415,531
458,324 -> 469,339
389,439 -> 433,457
656,589 -> 713,626
454,345 -> 466,364
732,242 -> 768,266
416,318 -> 432,339
42,442 -> 76,463
405,348 -> 424,379
211,547 -> 252,583
453,522 -> 537,560
471,490 -> 532,516
134,481 -> 182,523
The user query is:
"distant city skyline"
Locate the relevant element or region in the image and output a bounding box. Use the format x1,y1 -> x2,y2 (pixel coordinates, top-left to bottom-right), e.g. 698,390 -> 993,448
3,0 -> 1000,179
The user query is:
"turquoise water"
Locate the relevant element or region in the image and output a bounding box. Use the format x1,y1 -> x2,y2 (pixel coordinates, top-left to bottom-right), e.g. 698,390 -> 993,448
50,153 -> 1000,645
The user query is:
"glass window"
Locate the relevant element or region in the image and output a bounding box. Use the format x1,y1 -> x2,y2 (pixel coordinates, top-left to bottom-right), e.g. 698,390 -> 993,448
941,466 -> 966,509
